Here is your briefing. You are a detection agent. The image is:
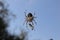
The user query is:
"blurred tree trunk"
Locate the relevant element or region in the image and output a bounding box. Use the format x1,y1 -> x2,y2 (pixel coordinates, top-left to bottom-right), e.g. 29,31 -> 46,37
0,0 -> 28,40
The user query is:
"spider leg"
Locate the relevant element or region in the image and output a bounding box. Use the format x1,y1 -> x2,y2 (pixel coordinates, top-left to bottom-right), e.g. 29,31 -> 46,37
33,19 -> 37,25
26,21 -> 28,28
31,22 -> 34,30
25,12 -> 27,17
23,11 -> 27,25
34,16 -> 37,18
33,12 -> 37,18
23,11 -> 27,26
24,10 -> 27,17
32,21 -> 34,25
34,12 -> 36,16
34,11 -> 36,17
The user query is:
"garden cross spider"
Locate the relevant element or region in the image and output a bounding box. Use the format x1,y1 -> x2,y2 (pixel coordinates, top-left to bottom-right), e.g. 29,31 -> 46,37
24,10 -> 37,30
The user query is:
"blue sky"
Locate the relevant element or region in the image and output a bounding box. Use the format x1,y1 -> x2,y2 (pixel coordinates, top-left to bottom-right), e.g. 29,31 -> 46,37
5,0 -> 60,40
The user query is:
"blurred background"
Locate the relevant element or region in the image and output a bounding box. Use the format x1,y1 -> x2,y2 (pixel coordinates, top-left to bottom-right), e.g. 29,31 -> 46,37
0,0 -> 60,40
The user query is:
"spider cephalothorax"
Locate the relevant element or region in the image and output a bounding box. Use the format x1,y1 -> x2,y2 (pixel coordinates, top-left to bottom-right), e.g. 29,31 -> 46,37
27,13 -> 33,17
24,11 -> 37,30
26,13 -> 34,22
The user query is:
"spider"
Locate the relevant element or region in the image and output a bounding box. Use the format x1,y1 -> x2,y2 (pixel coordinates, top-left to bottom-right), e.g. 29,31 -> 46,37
24,11 -> 37,30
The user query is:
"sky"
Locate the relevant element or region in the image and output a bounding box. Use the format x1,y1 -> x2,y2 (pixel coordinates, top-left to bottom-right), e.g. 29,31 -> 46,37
3,0 -> 60,40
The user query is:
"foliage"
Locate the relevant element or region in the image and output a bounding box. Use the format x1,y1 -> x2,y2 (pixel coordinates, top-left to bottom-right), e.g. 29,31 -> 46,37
0,0 -> 28,40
